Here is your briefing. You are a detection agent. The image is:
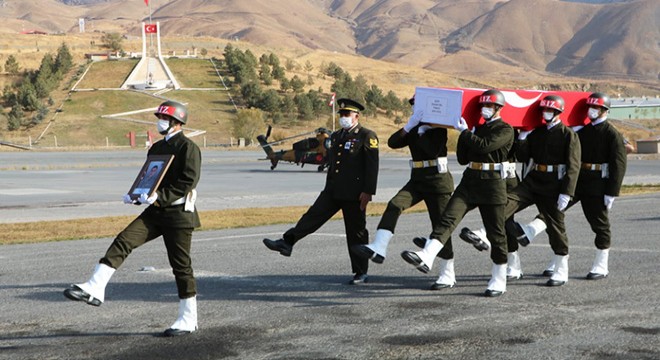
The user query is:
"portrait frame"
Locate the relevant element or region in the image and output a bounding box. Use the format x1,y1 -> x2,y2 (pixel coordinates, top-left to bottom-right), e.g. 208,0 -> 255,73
127,154 -> 175,200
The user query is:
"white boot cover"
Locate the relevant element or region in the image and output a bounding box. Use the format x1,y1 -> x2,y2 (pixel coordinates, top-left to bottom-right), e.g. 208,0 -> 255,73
366,229 -> 393,258
550,255 -> 569,282
507,251 -> 523,278
545,256 -> 556,273
435,258 -> 456,286
589,249 -> 609,276
522,218 -> 547,244
76,263 -> 115,303
170,296 -> 198,332
487,264 -> 507,293
415,239 -> 444,271
474,228 -> 491,249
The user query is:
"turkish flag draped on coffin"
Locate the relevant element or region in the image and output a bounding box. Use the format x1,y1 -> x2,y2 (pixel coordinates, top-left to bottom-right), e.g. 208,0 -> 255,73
452,88 -> 592,130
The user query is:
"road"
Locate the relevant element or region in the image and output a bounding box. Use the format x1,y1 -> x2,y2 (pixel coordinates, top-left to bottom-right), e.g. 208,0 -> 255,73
0,150 -> 659,359
1,150 -> 659,223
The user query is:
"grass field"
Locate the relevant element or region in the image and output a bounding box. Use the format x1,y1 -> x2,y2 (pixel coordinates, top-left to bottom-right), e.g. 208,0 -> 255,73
2,184 -> 659,245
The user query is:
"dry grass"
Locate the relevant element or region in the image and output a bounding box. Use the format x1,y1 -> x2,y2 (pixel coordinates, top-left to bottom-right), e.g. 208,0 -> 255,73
3,184 -> 659,245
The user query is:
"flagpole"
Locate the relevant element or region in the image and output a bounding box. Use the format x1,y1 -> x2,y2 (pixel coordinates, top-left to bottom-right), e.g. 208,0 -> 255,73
332,97 -> 336,132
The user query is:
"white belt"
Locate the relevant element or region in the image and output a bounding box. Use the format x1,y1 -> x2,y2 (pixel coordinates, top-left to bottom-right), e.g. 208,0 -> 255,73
468,161 -> 502,171
171,197 -> 185,205
410,157 -> 448,173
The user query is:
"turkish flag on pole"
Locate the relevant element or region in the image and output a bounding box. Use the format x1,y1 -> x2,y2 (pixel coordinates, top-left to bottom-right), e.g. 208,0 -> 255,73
328,93 -> 336,107
144,24 -> 157,34
144,0 -> 149,6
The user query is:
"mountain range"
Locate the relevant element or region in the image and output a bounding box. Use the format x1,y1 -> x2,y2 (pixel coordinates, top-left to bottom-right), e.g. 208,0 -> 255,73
1,0 -> 658,87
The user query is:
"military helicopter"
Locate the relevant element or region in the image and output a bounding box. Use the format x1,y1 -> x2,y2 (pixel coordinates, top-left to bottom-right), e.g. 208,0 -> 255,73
257,125 -> 332,171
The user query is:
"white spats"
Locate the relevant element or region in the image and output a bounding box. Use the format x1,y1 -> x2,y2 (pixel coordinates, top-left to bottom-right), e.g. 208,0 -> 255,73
522,218 -> 547,244
169,296 -> 198,332
416,238 -> 444,271
507,251 -> 523,279
550,255 -> 569,283
435,258 -> 456,287
366,229 -> 393,258
76,263 -> 116,303
487,263 -> 507,293
589,248 -> 609,276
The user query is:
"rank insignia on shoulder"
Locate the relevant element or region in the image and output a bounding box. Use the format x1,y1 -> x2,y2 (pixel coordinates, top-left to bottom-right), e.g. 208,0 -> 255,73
369,138 -> 378,148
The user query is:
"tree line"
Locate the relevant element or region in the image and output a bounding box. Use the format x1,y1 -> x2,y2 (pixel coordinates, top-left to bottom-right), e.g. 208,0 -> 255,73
219,44 -> 413,132
2,43 -> 74,131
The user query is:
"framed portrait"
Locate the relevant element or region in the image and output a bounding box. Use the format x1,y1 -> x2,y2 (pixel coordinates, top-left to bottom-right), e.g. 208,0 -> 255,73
127,154 -> 175,200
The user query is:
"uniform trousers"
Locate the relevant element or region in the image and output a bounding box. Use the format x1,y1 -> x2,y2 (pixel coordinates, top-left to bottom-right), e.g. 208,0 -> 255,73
101,212 -> 196,299
567,194 -> 612,249
283,190 -> 369,275
431,185 -> 508,264
505,183 -> 568,255
377,181 -> 453,259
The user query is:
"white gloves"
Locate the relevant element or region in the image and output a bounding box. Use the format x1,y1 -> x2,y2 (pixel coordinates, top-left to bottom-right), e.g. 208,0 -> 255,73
518,130 -> 532,140
403,111 -> 422,133
417,125 -> 431,135
604,195 -> 615,210
455,117 -> 469,132
557,194 -> 570,211
122,194 -> 134,204
139,192 -> 158,205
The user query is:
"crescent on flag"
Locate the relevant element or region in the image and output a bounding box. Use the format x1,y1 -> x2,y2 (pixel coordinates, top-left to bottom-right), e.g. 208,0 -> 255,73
145,24 -> 157,33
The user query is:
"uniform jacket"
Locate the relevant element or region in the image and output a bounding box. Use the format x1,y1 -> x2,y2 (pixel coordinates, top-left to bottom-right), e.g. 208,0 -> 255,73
324,124 -> 379,201
387,125 -> 453,194
517,121 -> 581,197
575,121 -> 627,196
143,131 -> 202,228
456,118 -> 514,205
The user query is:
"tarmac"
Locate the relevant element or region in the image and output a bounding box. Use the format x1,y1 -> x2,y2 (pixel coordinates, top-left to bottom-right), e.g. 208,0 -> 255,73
1,195 -> 659,359
0,151 -> 659,359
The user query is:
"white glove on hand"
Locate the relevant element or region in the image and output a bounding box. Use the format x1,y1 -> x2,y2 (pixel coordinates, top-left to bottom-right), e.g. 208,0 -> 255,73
557,193 -> 570,211
518,130 -> 532,140
122,194 -> 134,204
455,117 -> 469,132
417,125 -> 431,135
138,192 -> 158,205
604,195 -> 615,210
403,111 -> 422,133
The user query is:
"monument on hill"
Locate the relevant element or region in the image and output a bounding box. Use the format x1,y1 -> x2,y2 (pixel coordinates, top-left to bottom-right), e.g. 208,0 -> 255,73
121,22 -> 180,91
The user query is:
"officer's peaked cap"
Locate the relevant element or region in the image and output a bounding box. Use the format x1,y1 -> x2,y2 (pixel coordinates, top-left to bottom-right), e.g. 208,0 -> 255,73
336,98 -> 365,113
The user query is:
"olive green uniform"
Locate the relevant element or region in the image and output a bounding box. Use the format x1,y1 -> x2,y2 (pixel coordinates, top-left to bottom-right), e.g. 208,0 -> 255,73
430,118 -> 514,264
570,121 -> 627,249
101,131 -> 202,299
505,121 -> 581,255
377,125 -> 454,257
282,124 -> 379,276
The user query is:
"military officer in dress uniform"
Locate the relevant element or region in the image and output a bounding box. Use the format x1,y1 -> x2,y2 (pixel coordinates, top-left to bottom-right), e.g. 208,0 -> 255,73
263,98 -> 379,285
507,92 -> 627,281
64,100 -> 202,337
353,96 -> 456,290
400,89 -> 514,297
460,94 -> 582,287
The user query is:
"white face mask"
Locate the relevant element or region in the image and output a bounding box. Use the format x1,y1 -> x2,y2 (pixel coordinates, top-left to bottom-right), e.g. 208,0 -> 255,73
481,107 -> 494,120
542,111 -> 555,122
157,119 -> 172,135
587,107 -> 601,121
339,116 -> 354,129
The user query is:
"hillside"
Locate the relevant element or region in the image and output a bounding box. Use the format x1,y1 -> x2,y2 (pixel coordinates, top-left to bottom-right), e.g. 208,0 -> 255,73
0,0 -> 656,85
0,33 -> 656,151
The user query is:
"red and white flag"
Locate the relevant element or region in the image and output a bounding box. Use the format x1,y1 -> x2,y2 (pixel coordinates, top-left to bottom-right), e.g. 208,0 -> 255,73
144,24 -> 157,34
144,0 -> 149,6
328,93 -> 336,107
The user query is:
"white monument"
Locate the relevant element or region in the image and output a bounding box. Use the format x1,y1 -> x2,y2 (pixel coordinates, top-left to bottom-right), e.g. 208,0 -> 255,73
121,22 -> 180,90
